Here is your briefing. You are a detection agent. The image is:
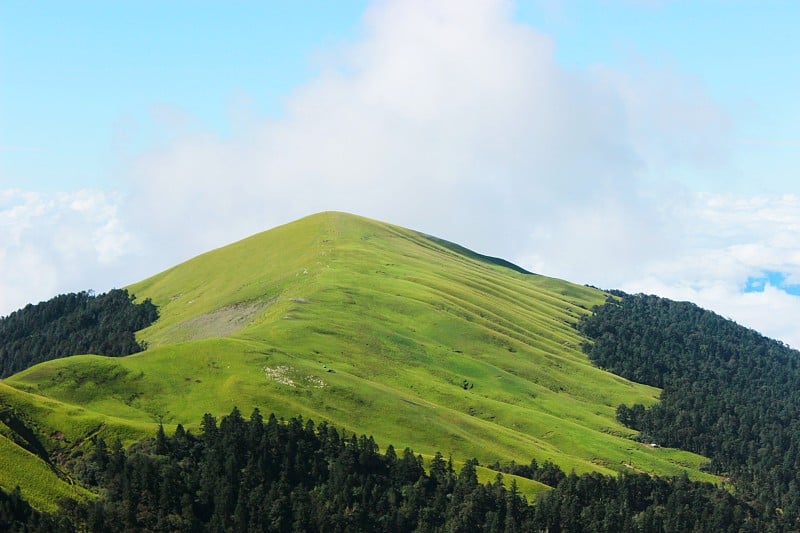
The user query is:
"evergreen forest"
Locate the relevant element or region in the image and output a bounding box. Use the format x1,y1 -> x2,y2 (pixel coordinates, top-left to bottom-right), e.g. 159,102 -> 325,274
0,289 -> 158,378
0,408 -> 768,532
578,291 -> 800,527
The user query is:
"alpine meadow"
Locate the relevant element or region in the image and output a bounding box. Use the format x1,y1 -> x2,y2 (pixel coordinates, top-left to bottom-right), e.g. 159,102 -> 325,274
1,212 -> 798,530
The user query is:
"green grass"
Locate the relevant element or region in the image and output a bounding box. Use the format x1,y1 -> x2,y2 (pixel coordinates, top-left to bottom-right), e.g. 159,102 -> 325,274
0,382 -> 120,511
2,212 -> 719,509
0,433 -> 93,512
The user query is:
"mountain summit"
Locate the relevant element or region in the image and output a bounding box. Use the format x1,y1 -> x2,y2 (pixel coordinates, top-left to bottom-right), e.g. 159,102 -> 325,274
1,212 -> 712,508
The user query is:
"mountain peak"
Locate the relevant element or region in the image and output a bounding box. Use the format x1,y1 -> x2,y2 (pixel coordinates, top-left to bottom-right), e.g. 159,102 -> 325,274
6,212 -> 715,502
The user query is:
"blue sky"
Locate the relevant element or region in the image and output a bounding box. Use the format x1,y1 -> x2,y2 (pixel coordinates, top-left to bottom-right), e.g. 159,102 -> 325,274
745,270 -> 800,296
520,1 -> 800,195
1,1 -> 369,189
1,0 -> 799,345
4,1 -> 797,194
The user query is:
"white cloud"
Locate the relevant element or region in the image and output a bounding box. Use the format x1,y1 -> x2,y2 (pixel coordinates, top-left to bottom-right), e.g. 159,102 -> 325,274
516,189 -> 800,347
124,0 -> 727,272
618,193 -> 800,347
0,189 -> 133,315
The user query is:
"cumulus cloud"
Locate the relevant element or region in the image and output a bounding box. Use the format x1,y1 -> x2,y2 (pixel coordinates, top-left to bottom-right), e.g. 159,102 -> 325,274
620,194 -> 800,347
123,0 -> 728,270
0,189 -> 133,315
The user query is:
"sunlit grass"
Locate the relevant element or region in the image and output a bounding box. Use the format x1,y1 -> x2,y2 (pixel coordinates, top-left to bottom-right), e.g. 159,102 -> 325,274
2,212 -> 718,509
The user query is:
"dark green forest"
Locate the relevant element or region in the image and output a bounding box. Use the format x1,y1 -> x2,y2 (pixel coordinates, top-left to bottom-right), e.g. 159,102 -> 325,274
578,291 -> 800,527
2,408 -> 768,532
0,289 -> 158,378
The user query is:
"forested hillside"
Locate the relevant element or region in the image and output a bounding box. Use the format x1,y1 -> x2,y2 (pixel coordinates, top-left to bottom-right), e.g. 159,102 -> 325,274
578,292 -> 800,526
0,289 -> 158,378
1,408 -> 767,532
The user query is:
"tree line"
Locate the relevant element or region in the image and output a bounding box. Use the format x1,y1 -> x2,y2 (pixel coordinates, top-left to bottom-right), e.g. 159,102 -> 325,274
0,289 -> 158,378
578,291 -> 800,528
3,407 -> 770,531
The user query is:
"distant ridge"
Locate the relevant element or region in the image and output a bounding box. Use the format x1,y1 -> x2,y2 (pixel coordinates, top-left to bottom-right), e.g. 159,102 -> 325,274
423,234 -> 532,275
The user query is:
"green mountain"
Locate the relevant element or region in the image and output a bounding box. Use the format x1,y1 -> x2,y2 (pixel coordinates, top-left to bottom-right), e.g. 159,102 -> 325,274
0,212 -> 714,510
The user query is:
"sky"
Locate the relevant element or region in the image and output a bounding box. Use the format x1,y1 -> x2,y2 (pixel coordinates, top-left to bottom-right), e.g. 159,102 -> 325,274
2,0 -> 799,346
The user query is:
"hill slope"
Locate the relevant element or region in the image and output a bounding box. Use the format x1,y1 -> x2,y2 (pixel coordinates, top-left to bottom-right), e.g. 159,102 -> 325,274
579,292 -> 800,521
2,212 -> 715,505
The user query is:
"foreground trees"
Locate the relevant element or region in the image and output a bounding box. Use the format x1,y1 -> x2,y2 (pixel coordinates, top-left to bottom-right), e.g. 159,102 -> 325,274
72,408 -> 536,531
2,407 -> 760,531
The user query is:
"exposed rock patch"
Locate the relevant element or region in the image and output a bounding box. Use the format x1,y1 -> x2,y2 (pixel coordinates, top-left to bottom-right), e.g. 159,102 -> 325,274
165,300 -> 269,342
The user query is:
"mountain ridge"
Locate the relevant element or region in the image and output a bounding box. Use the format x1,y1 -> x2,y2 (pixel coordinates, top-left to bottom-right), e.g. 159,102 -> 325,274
1,211 -> 716,509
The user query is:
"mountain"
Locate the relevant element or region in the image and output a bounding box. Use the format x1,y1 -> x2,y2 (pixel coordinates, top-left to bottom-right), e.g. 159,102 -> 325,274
0,212 -> 714,510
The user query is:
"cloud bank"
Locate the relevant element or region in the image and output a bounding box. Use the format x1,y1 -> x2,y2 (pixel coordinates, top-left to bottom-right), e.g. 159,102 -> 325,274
3,0 -> 798,346
124,0 -> 726,272
621,194 -> 800,347
0,189 -> 133,314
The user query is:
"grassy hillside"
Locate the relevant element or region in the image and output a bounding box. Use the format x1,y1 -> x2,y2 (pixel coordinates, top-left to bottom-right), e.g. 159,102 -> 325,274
0,381 -> 130,511
3,212 -> 717,507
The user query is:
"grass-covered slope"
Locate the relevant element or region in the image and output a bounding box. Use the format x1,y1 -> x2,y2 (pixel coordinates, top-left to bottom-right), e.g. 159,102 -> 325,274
4,212 -> 716,505
0,381 -> 133,511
